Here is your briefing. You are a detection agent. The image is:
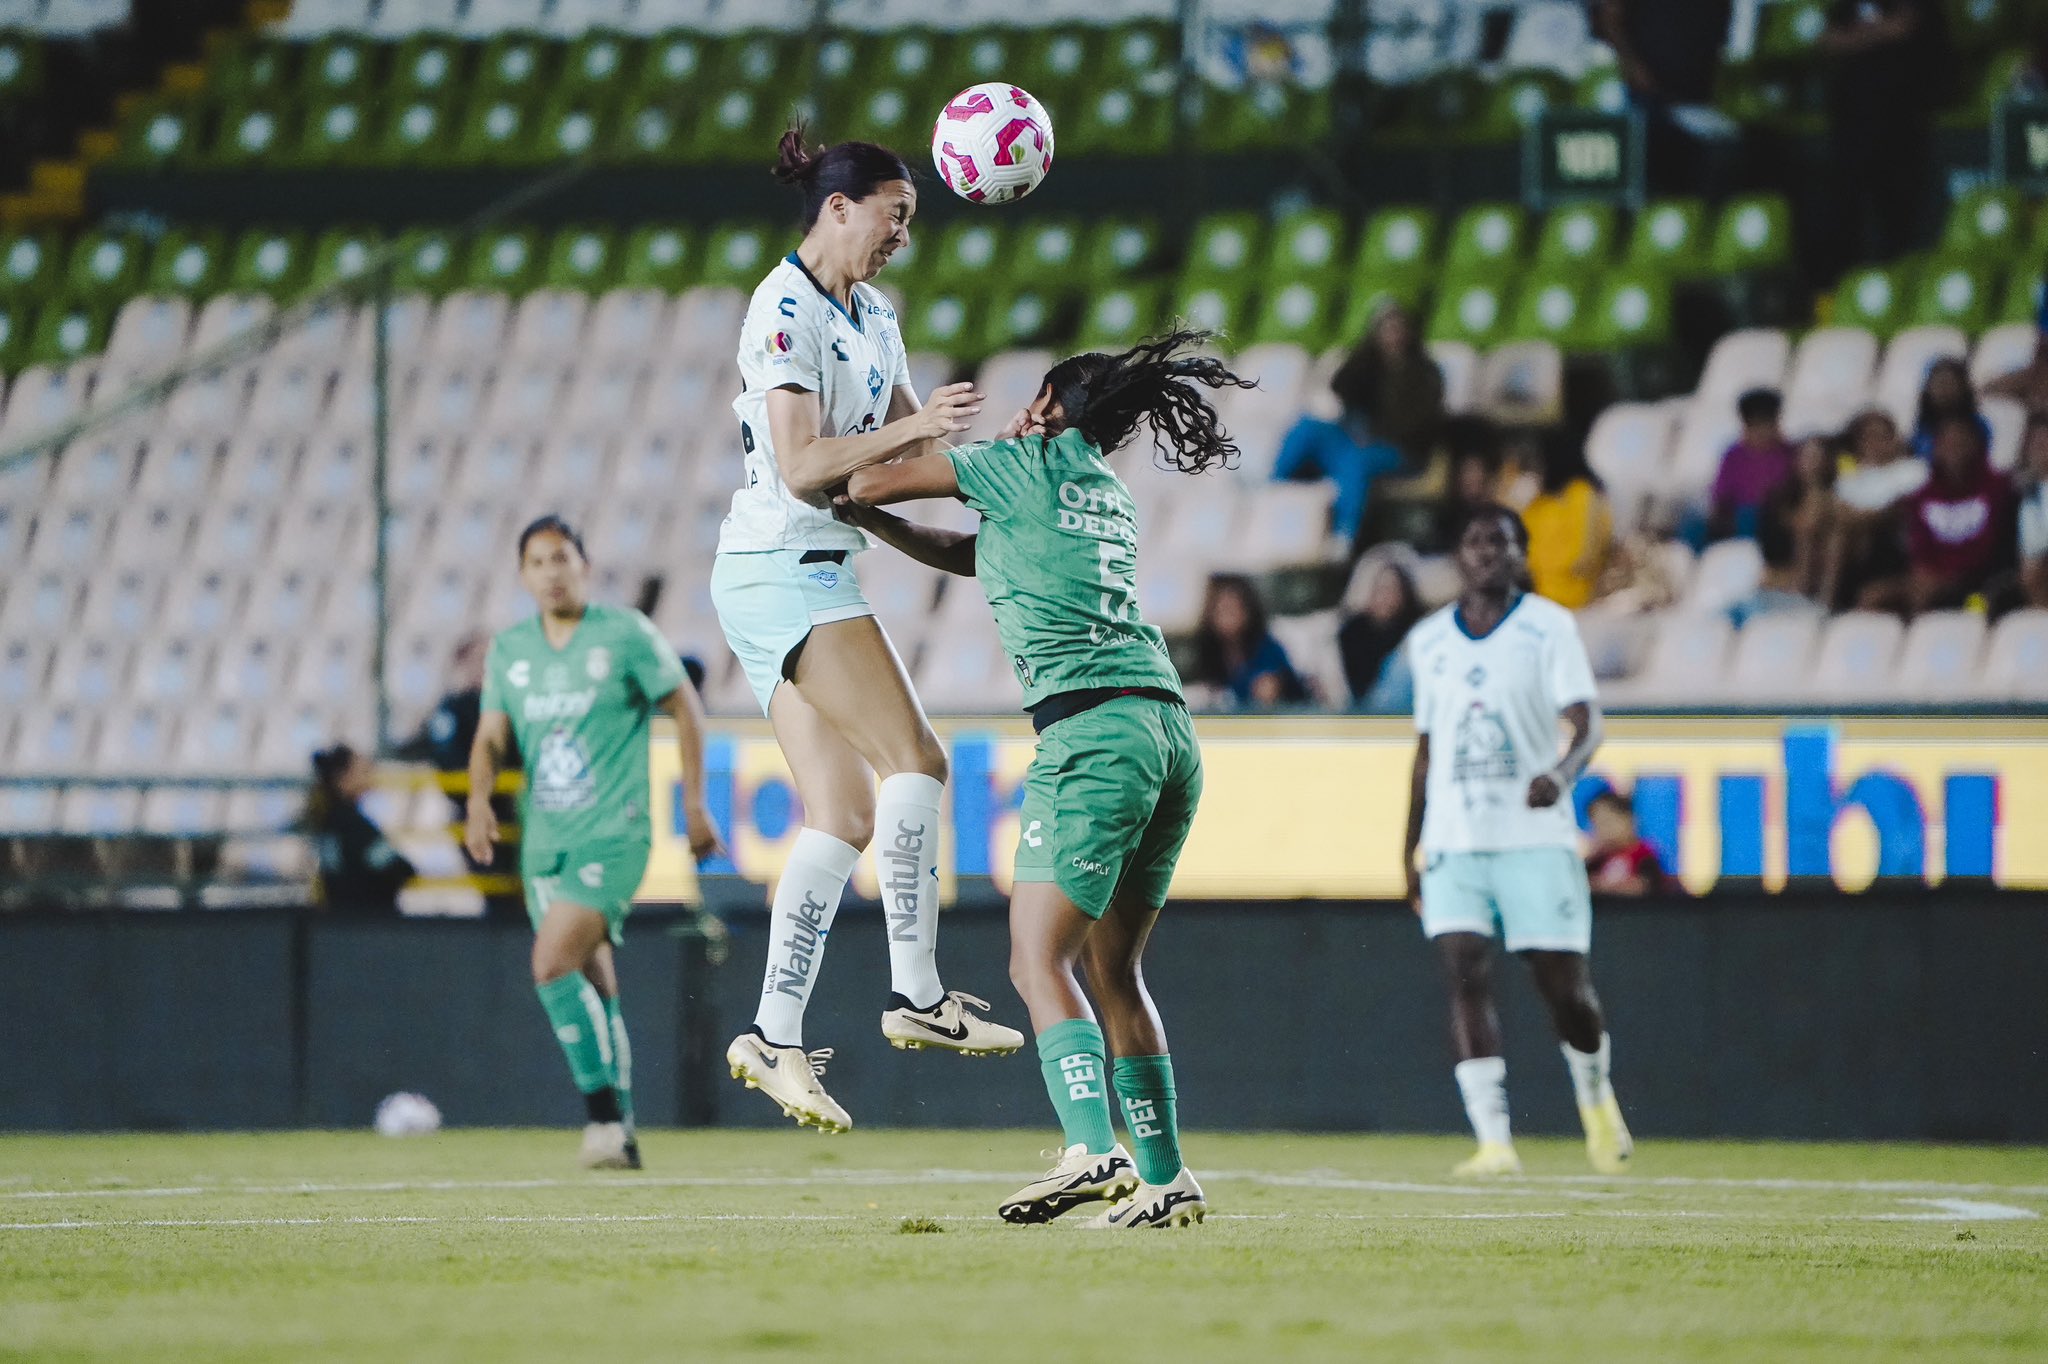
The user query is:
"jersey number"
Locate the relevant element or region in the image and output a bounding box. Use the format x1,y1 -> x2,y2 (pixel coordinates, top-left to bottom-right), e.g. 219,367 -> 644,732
1092,540 -> 1139,643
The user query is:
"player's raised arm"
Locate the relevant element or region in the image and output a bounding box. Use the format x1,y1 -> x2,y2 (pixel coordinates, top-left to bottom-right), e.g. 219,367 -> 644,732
766,382 -> 981,499
464,708 -> 511,865
655,679 -> 728,864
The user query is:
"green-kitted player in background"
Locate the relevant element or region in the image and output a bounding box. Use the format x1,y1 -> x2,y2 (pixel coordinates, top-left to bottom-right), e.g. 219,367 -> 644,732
467,515 -> 728,1170
842,329 -> 1252,1229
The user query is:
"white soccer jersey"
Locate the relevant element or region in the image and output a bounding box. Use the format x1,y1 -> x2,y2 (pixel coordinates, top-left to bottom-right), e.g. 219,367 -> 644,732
1409,593 -> 1599,854
718,253 -> 911,554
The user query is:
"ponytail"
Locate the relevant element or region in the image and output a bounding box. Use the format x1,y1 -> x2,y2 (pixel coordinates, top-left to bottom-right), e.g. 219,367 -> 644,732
770,122 -> 914,231
1042,328 -> 1256,475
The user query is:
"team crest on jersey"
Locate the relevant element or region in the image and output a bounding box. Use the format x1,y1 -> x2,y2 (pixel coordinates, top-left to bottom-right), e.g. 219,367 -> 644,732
1466,665 -> 1486,687
1451,702 -> 1518,795
585,647 -> 610,681
866,363 -> 884,398
506,659 -> 530,688
532,729 -> 596,812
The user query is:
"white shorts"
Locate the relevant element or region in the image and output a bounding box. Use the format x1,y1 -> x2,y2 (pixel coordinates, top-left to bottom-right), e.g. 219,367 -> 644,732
1419,847 -> 1593,954
711,548 -> 874,715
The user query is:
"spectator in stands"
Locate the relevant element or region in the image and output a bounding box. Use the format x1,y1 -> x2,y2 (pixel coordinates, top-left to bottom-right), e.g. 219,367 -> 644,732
1783,436 -> 1841,599
1186,574 -> 1306,709
1827,410 -> 1922,608
304,744 -> 414,917
1728,486 -> 1823,627
2016,414 -> 2048,610
1984,320 -> 2048,418
1590,0 -> 1733,193
1272,300 -> 1444,550
395,633 -> 493,775
1859,413 -> 2018,616
1521,435 -> 1612,609
1433,447 -> 1503,552
1818,0 -> 1949,277
1709,388 -> 1795,541
1585,789 -> 1677,897
1909,357 -> 1987,460
1338,560 -> 1423,704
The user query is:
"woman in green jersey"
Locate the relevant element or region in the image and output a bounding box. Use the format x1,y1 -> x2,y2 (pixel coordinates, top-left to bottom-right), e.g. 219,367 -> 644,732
840,330 -> 1252,1229
466,515 -> 728,1170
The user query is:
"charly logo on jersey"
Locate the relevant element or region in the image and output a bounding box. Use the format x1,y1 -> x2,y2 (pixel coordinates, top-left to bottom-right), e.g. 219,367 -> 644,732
830,337 -> 850,362
532,728 -> 596,812
1451,701 -> 1518,799
507,659 -> 530,688
586,646 -> 611,681
1466,665 -> 1486,687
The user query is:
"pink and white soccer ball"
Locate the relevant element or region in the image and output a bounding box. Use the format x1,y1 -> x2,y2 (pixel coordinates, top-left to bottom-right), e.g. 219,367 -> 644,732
930,82 -> 1054,204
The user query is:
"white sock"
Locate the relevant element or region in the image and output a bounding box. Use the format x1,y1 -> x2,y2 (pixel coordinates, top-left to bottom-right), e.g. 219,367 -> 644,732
874,772 -> 945,1009
752,828 -> 860,1048
1562,1033 -> 1613,1109
1454,1056 -> 1512,1147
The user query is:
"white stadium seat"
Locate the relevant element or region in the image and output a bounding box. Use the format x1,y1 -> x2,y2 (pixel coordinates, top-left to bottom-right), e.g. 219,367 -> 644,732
57,785 -> 141,834
966,349 -> 1055,435
1585,402 -> 1674,533
141,787 -> 227,836
105,502 -> 195,572
288,635 -> 370,714
531,430 -> 617,505
1984,396 -> 2026,473
1605,613 -> 1732,706
275,0 -> 375,37
1894,611 -> 1987,701
132,435 -> 221,504
1872,326 -> 1967,430
298,434 -> 375,502
160,571 -> 248,640
130,636 -> 214,706
243,569 -> 328,638
76,569 -> 162,638
190,501 -> 278,574
396,564 -> 483,638
912,610 -> 1010,714
0,363 -> 96,452
385,432 -> 458,505
49,433 -> 139,503
213,634 -> 295,704
255,701 -> 337,776
428,499 -> 511,567
586,290 -> 672,367
670,287 -> 748,364
641,358 -> 736,434
459,0 -> 546,36
1723,611 -> 1823,703
1239,482 -> 1337,570
369,0 -> 463,39
0,781 -> 59,834
506,290 -> 590,363
47,636 -> 132,712
1695,328 -> 1790,410
1971,322 -> 2036,389
11,704 -> 98,772
96,705 -> 178,772
175,702 -> 261,775
545,0 -> 634,36
1806,610 -> 1905,702
612,427 -> 688,500
1427,339 -> 1479,415
273,499 -> 369,576
272,299 -> 355,368
1267,609 -> 1344,706
191,294 -> 275,353
1668,399 -> 1742,511
558,364 -> 647,435
104,296 -> 193,372
0,638 -> 53,709
583,498 -> 670,572
27,504 -> 108,574
483,362 -> 570,437
453,431 -> 538,502
243,362 -> 331,437
1782,327 -> 1877,439
1983,609 -> 2048,701
400,364 -> 493,440
0,570 -> 82,641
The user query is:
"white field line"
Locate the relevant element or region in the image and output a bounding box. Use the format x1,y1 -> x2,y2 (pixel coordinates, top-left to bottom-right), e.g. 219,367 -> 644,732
1518,1173 -> 2048,1197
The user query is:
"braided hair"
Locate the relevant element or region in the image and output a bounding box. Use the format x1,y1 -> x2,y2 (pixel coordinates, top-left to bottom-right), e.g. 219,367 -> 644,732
1041,328 -> 1256,475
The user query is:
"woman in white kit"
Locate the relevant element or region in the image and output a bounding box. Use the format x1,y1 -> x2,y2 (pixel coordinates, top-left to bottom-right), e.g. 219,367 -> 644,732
712,127 -> 1024,1132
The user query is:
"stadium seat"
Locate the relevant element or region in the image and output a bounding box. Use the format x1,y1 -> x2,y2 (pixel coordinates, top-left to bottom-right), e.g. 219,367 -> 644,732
1782,327 -> 1877,438
1694,328 -> 1791,410
1983,609 -> 2048,701
0,569 -> 77,642
1707,194 -> 1793,274
0,638 -> 53,710
243,364 -> 328,438
24,300 -> 110,370
1685,537 -> 1765,615
929,219 -> 1007,289
1605,612 -> 1733,706
1532,202 -> 1617,277
1873,326 -> 1968,428
698,224 -> 771,290
1984,395 -> 2026,472
1075,284 -> 1163,353
288,634 -> 367,714
1908,263 -> 1994,333
1475,340 -> 1564,425
103,502 -> 193,572
130,636 -> 213,707
1585,402 -> 1674,533
1939,186 -> 2027,261
243,569 -> 327,638
1427,340 -> 1479,415
374,96 -> 455,167
425,290 -> 512,364
1239,484 -> 1338,569
1893,610 -> 1987,701
1170,280 -> 1254,343
1833,264 -> 1914,337
104,296 -> 192,372
190,500 -> 278,574
1507,272 -> 1589,348
159,571 -> 246,640
1184,214 -> 1265,286
306,227 -> 383,291
465,229 -> 542,293
1584,271 -> 1674,350
132,437 -> 218,505
214,635 -> 294,705
1081,218 -> 1164,284
139,785 -> 228,837
1808,611 -> 1905,702
25,503 -> 108,574
1971,322 -> 2036,389
1724,611 -> 1823,703
192,294 -> 276,352
1443,203 -> 1529,279
175,702 -> 260,775
1427,279 -> 1513,350
208,101 -> 294,169
47,636 -> 131,710
56,783 -> 142,832
114,99 -> 198,169
48,433 -> 137,503
1352,205 -> 1437,304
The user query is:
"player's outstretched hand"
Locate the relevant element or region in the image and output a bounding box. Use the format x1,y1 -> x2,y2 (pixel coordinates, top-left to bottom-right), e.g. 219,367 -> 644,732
914,382 -> 983,441
996,408 -> 1046,440
830,492 -> 870,525
463,800 -> 498,865
685,802 -> 728,865
1526,772 -> 1563,809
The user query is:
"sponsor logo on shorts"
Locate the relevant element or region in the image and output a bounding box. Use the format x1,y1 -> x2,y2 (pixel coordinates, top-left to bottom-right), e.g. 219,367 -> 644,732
808,568 -> 840,589
767,891 -> 830,999
1023,820 -> 1044,849
881,819 -> 926,943
1071,856 -> 1110,877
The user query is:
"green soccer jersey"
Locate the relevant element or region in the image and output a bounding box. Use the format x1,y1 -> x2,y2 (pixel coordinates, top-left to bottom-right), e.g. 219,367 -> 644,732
479,603 -> 684,852
948,428 -> 1183,709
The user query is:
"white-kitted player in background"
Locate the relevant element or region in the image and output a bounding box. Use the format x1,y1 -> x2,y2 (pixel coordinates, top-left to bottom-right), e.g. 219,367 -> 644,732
1401,502 -> 1633,1177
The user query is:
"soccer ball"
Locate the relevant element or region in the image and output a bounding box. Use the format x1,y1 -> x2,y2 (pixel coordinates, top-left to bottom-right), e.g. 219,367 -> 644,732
930,82 -> 1054,204
374,1091 -> 442,1137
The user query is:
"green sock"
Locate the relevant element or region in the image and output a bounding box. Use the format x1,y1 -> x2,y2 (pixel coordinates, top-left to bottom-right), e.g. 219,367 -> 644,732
602,995 -> 634,1130
1035,1019 -> 1116,1155
1113,1054 -> 1183,1185
536,974 -> 611,1095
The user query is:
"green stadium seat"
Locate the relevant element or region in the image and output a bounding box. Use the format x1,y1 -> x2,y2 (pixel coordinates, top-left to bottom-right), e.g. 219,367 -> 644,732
1015,27 -> 1091,100
1572,66 -> 1627,114
1708,194 -> 1793,274
64,231 -> 145,305
1997,270 -> 2042,325
0,299 -> 33,373
900,289 -> 978,356
465,228 -> 542,293
374,96 -> 455,166
390,35 -> 466,99
1353,205 -> 1438,297
1584,271 -> 1674,349
0,230 -> 62,298
1476,70 -> 1567,141
1940,186 -> 2027,260
145,229 -> 228,297
869,28 -> 942,88
1443,203 -> 1529,278
25,299 -> 109,367
207,101 -> 294,167
635,30 -> 709,94
1427,278 -> 1514,349
976,288 -> 1064,357
1338,280 -> 1425,341
1834,263 -> 1915,335
543,226 -> 617,291
1081,219 -> 1165,283
686,86 -> 765,164
845,83 -> 926,150
560,31 -> 637,96
1625,198 -> 1709,277
1267,209 -> 1346,287
1507,272 -> 1590,347
474,34 -> 555,100
536,97 -> 607,160
1251,280 -> 1344,348
207,34 -> 288,102
1093,21 -> 1175,88
1910,262 -> 1995,332
699,223 -> 773,289
303,33 -> 376,97
1533,202 -> 1618,277
1076,282 -> 1164,352
308,227 -> 384,291
714,31 -> 793,88
1169,279 -> 1254,342
393,227 -> 463,295
0,33 -> 46,105
1197,82 -> 1331,153
1013,220 -> 1082,292
619,225 -> 697,291
227,229 -> 312,298
954,29 -> 1016,88
453,97 -> 537,166
1755,0 -> 1830,60
1062,85 -> 1171,157
292,97 -> 375,166
114,98 -> 198,168
606,97 -> 687,163
930,220 -> 1008,289
1183,213 -> 1264,285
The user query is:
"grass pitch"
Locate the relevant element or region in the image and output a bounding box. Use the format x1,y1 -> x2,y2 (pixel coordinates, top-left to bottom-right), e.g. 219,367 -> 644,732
2,1129 -> 2045,1363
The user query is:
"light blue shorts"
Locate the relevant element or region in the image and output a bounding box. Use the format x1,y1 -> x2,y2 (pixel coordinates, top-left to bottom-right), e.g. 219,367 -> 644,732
711,549 -> 874,715
1419,847 -> 1593,954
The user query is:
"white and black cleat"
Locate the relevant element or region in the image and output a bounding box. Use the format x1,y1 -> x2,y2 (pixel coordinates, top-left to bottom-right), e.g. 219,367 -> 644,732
1083,1168 -> 1208,1230
725,1029 -> 852,1133
999,1143 -> 1140,1224
881,990 -> 1025,1056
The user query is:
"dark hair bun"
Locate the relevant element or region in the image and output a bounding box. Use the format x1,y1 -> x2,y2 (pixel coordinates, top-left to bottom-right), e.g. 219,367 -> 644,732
772,125 -> 817,184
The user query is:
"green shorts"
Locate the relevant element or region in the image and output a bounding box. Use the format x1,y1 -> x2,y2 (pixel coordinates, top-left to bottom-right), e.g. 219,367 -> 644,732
521,841 -> 651,946
1013,697 -> 1203,920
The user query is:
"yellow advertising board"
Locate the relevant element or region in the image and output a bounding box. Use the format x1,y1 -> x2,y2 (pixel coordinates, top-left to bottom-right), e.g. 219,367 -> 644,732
643,715 -> 2048,903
